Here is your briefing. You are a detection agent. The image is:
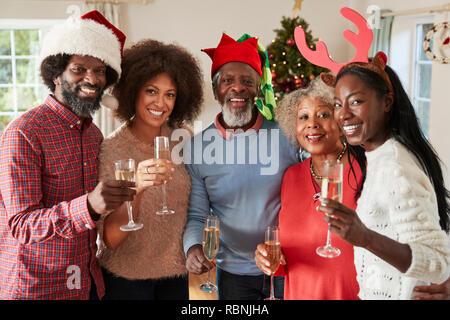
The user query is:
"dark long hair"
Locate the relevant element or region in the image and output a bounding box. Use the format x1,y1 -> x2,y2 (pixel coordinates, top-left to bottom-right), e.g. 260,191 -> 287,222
336,65 -> 450,233
347,142 -> 367,202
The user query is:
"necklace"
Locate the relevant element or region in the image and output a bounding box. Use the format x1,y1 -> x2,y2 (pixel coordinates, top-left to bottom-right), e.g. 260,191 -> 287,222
309,142 -> 347,180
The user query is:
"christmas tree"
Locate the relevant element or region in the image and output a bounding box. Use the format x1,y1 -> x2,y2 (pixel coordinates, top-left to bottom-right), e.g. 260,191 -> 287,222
267,16 -> 329,100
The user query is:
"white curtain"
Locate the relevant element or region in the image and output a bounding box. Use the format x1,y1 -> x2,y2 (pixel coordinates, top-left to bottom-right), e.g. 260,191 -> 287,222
82,2 -> 122,137
369,9 -> 394,62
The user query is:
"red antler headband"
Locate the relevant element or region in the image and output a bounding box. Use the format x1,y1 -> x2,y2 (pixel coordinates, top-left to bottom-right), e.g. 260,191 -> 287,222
294,7 -> 393,93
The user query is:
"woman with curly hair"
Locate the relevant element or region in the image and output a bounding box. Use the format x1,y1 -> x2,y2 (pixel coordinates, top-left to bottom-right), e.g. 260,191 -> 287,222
96,39 -> 204,300
254,76 -> 366,299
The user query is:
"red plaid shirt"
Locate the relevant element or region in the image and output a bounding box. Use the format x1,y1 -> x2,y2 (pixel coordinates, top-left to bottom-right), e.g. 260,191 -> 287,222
0,95 -> 105,299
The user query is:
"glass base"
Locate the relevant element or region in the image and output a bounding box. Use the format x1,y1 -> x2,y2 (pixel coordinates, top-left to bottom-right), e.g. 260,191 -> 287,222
264,297 -> 280,300
120,222 -> 143,232
316,245 -> 341,258
155,208 -> 175,215
200,282 -> 217,293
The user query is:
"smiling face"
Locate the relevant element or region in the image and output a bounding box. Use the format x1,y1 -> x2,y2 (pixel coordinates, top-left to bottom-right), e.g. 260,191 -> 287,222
213,61 -> 259,128
134,72 -> 177,131
333,74 -> 392,151
296,96 -> 343,157
54,55 -> 107,117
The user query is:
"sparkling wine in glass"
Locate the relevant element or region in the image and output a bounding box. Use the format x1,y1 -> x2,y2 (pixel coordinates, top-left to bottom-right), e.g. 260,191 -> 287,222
114,159 -> 143,232
154,136 -> 174,215
265,226 -> 281,300
200,215 -> 219,293
316,159 -> 343,258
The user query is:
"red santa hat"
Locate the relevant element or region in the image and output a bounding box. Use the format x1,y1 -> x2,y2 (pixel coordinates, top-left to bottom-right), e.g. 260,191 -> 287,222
40,10 -> 126,78
202,33 -> 262,79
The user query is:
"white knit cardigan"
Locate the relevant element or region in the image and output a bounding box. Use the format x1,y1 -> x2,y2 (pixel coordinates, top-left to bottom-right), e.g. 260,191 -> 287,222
354,138 -> 450,300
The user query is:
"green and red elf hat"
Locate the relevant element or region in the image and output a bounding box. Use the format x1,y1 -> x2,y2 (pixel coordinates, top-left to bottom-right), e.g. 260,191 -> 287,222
202,32 -> 276,121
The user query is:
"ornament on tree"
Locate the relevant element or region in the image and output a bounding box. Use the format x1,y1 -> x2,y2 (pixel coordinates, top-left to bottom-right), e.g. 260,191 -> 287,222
295,77 -> 305,88
286,39 -> 295,46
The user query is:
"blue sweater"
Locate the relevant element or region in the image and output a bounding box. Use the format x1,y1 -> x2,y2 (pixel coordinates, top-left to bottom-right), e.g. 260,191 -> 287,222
183,116 -> 299,275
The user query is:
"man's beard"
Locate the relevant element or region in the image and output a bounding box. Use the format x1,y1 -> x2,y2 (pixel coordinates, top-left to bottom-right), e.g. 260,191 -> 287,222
221,101 -> 254,128
60,79 -> 103,118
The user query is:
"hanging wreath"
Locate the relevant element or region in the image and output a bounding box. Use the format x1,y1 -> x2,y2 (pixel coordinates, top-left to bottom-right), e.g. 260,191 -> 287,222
423,21 -> 450,64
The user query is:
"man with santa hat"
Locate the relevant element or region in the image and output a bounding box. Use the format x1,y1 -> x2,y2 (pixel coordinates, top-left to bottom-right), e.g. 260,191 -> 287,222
0,10 -> 133,300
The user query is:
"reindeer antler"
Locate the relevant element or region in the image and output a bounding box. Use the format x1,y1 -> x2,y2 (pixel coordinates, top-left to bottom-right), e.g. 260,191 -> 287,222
294,7 -> 373,74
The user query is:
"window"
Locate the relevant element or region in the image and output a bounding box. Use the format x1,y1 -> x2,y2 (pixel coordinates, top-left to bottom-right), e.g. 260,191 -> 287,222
0,19 -> 62,132
390,16 -> 434,139
413,23 -> 433,138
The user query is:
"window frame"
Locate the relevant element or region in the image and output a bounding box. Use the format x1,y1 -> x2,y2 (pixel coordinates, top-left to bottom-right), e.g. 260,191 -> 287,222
0,19 -> 64,129
389,14 -> 434,138
413,22 -> 433,137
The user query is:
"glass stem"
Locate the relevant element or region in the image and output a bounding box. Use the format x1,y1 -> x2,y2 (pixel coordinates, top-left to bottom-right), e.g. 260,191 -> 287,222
126,201 -> 135,225
270,275 -> 275,299
325,223 -> 332,247
161,183 -> 167,209
207,269 -> 211,285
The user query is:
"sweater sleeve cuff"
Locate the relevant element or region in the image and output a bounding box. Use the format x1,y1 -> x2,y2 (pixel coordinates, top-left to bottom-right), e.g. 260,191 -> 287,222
69,194 -> 96,233
405,242 -> 450,284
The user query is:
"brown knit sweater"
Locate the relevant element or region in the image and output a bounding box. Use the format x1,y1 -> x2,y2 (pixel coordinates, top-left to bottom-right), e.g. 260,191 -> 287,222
96,123 -> 191,280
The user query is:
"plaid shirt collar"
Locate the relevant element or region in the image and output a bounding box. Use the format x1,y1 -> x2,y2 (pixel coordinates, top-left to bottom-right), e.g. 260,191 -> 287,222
44,95 -> 93,130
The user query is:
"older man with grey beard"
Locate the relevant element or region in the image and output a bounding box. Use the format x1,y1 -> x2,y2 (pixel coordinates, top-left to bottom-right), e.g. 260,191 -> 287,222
182,33 -> 301,300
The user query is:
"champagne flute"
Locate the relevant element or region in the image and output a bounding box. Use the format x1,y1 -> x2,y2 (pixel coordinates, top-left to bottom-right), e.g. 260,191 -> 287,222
154,136 -> 174,215
200,215 -> 219,293
264,226 -> 281,300
114,159 -> 143,232
316,159 -> 343,258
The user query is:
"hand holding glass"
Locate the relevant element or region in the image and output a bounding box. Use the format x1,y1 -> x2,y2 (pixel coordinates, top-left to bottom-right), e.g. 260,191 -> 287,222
316,159 -> 343,258
114,159 -> 143,232
154,136 -> 174,215
265,226 -> 281,300
200,215 -> 219,293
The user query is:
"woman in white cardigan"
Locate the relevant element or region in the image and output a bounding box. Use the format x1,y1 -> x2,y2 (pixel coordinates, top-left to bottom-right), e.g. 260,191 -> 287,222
317,53 -> 450,300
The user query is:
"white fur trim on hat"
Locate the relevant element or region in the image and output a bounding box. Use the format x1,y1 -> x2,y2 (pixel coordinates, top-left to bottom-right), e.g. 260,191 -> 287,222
40,18 -> 122,77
